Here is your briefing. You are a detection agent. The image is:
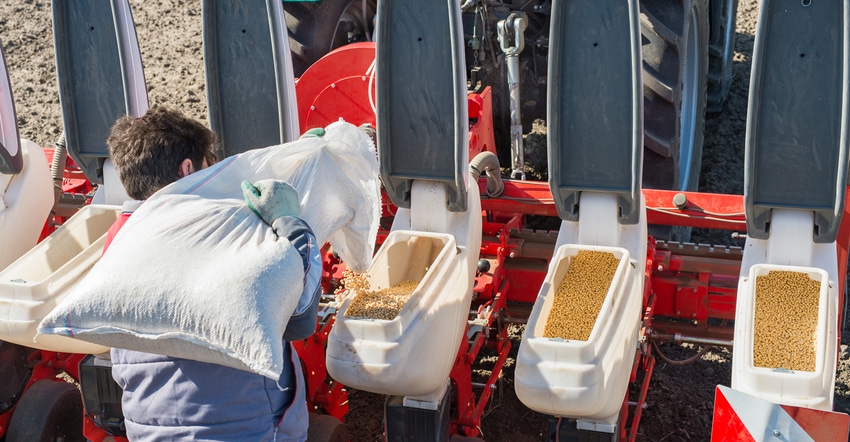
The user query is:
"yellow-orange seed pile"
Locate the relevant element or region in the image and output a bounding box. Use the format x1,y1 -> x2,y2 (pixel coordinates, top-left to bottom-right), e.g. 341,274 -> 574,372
753,270 -> 820,372
339,270 -> 419,320
543,250 -> 619,341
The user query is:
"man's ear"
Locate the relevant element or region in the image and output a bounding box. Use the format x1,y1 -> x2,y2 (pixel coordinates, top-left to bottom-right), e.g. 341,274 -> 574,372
178,158 -> 195,177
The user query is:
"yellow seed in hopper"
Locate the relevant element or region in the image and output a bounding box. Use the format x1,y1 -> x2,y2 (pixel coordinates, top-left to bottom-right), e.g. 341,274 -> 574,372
543,250 -> 620,341
753,270 -> 820,372
335,269 -> 370,300
341,270 -> 420,320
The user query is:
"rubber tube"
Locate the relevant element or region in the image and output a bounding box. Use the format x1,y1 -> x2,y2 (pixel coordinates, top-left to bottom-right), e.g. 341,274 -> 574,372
469,151 -> 504,197
50,132 -> 67,213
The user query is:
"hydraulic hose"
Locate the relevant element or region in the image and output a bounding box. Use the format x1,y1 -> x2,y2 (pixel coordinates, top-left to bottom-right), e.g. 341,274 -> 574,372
50,132 -> 67,215
469,151 -> 504,198
651,338 -> 712,366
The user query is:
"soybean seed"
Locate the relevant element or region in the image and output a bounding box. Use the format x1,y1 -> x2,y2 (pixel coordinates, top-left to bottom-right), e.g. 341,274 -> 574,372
753,270 -> 820,372
543,250 -> 619,341
340,270 -> 420,320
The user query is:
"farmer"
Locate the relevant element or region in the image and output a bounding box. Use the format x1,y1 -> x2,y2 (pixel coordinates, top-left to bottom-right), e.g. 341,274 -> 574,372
104,106 -> 319,441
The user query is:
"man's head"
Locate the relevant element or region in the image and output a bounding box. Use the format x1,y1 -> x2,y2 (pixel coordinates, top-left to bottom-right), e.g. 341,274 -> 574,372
107,107 -> 218,200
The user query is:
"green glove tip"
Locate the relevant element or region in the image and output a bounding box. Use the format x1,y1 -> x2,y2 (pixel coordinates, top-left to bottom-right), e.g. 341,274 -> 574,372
300,127 -> 326,139
241,180 -> 259,197
240,180 -> 263,219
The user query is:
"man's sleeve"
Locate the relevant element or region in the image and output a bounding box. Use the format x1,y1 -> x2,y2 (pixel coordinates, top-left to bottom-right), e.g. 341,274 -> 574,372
273,217 -> 322,342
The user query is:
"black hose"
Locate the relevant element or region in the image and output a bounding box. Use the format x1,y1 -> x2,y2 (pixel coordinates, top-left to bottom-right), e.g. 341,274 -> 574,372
651,338 -> 712,366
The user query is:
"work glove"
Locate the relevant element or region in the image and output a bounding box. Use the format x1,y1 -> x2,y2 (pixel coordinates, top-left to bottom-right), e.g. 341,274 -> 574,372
299,127 -> 326,139
241,179 -> 301,226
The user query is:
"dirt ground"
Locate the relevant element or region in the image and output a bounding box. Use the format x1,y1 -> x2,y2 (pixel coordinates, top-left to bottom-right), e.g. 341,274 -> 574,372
1,1 -> 849,441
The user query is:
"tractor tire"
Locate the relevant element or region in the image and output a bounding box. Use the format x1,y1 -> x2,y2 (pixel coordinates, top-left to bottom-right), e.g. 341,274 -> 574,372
706,0 -> 738,113
307,413 -> 349,442
284,0 -> 377,77
6,380 -> 85,442
0,342 -> 31,414
640,0 -> 709,193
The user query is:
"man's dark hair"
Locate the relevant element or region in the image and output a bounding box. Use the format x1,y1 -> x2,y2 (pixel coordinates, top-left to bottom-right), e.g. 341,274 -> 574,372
108,107 -> 217,200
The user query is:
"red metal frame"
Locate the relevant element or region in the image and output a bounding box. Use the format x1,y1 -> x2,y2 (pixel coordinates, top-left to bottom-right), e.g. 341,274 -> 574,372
291,44 -> 850,439
40,146 -> 95,239
63,171 -> 845,440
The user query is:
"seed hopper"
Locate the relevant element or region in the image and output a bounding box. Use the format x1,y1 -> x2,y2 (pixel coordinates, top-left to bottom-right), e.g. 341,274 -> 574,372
729,1 -> 847,415
0,0 -> 849,441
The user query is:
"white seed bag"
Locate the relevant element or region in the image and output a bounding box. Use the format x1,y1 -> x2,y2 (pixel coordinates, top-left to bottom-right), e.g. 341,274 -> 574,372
37,121 -> 380,379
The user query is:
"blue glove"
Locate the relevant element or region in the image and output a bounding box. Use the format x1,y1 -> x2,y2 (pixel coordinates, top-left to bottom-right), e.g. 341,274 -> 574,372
241,179 -> 301,225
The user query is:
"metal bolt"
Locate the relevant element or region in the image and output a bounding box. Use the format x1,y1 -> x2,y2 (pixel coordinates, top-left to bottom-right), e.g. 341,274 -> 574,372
509,251 -> 517,258
692,313 -> 697,318
361,76 -> 366,81
657,264 -> 664,272
773,430 -> 781,437
310,106 -> 315,110
692,288 -> 697,293
673,192 -> 688,210
331,83 -> 336,88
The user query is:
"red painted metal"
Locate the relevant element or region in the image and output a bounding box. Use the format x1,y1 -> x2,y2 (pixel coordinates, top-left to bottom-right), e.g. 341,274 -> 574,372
643,189 -> 746,231
627,335 -> 656,441
294,42 -> 497,163
477,183 -> 749,231
41,146 -> 93,198
292,244 -> 350,421
451,274 -> 512,437
835,187 -> 850,343
0,413 -> 8,438
711,385 -> 850,441
468,87 -> 498,158
711,387 -> 758,442
295,43 -> 377,134
40,146 -> 94,239
479,179 -> 557,217
84,418 -> 123,442
620,243 -> 660,442
292,315 -> 349,421
779,404 -> 850,441
49,35 -> 850,441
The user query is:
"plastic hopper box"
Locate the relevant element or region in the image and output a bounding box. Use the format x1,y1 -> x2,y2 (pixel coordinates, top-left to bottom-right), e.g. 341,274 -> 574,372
0,204 -> 119,354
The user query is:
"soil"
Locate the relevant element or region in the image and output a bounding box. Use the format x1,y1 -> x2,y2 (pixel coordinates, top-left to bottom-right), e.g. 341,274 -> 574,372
1,1 -> 848,441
